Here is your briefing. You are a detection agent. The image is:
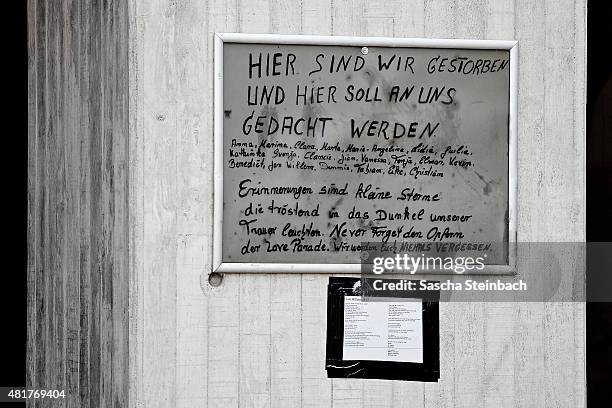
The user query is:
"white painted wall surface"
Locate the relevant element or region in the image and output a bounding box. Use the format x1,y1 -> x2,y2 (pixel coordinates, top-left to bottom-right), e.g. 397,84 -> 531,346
128,0 -> 586,407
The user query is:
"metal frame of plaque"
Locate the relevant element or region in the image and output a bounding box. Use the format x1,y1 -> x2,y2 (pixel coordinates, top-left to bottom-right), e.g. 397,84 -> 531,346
213,33 -> 518,274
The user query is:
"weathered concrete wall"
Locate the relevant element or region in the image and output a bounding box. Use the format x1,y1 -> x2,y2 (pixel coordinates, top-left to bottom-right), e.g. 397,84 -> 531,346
27,0 -> 130,406
128,0 -> 585,407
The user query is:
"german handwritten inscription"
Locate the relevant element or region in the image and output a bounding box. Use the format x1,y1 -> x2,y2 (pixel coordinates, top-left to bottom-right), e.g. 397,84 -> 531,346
221,43 -> 510,264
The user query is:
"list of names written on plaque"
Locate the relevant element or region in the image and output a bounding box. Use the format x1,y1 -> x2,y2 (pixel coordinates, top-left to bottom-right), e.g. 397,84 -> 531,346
222,43 -> 510,263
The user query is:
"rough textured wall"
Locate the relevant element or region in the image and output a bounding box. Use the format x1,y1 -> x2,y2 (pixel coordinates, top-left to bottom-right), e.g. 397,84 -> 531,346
129,0 -> 585,407
27,0 -> 130,406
